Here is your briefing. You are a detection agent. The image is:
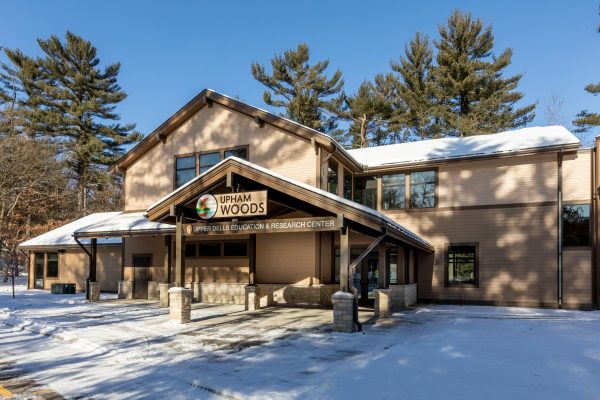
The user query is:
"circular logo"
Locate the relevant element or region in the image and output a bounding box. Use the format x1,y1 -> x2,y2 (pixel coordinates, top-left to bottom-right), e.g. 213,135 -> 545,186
196,194 -> 217,219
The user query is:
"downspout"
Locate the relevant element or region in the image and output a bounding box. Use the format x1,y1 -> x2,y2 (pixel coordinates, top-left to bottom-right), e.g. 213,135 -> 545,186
557,151 -> 563,309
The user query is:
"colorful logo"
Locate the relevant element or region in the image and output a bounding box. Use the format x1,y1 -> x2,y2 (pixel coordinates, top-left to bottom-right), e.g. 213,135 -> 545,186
196,194 -> 218,219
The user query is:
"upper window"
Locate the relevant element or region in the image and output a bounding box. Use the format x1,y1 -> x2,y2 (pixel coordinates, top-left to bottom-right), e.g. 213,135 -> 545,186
327,160 -> 338,195
224,147 -> 248,160
563,204 -> 591,247
199,152 -> 220,174
382,174 -> 406,210
410,171 -> 436,208
46,252 -> 59,278
354,176 -> 377,209
343,171 -> 353,200
447,245 -> 477,285
175,156 -> 196,188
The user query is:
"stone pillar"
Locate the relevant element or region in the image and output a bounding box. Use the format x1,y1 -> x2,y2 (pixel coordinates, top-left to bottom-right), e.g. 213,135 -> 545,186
332,291 -> 357,333
147,281 -> 160,300
168,287 -> 192,324
245,285 -> 260,311
374,288 -> 390,318
159,283 -> 174,307
118,280 -> 133,299
88,281 -> 100,302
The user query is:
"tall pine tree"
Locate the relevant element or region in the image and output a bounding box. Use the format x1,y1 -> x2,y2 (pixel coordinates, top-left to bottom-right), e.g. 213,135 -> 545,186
251,43 -> 344,136
432,10 -> 535,136
9,32 -> 141,213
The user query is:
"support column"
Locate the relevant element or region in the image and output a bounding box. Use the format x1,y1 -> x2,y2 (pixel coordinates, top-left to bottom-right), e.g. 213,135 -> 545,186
248,234 -> 256,285
374,243 -> 390,318
164,235 -> 172,283
378,244 -> 388,289
87,238 -> 99,302
168,287 -> 192,324
175,216 -> 185,287
339,225 -> 350,292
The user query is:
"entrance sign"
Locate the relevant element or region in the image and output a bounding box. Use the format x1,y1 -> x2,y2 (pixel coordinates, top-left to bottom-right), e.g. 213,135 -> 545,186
196,190 -> 267,220
185,217 -> 340,236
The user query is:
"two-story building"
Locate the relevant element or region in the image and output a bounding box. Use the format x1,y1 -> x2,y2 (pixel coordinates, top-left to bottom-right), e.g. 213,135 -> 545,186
20,89 -> 598,317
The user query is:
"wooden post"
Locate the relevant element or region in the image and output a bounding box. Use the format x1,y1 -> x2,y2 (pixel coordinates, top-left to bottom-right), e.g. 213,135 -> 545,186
175,216 -> 185,287
339,224 -> 350,292
90,238 -> 97,282
378,243 -> 388,288
404,245 -> 410,284
248,234 -> 256,285
164,235 -> 172,283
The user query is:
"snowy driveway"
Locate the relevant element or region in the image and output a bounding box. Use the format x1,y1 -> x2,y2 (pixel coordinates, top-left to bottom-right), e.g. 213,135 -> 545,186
1,282 -> 600,399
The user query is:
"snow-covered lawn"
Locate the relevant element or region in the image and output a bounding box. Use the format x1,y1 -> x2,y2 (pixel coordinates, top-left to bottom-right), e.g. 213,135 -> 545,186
1,279 -> 600,400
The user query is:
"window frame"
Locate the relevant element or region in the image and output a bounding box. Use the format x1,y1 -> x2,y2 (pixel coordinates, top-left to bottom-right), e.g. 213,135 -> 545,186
173,145 -> 249,190
381,173 -> 406,210
409,169 -> 437,209
562,203 -> 592,248
45,252 -> 59,278
445,243 -> 479,287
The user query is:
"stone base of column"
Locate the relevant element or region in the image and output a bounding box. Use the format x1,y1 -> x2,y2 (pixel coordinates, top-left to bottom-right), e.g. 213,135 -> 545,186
168,287 -> 192,324
147,281 -> 159,300
88,281 -> 100,302
332,291 -> 358,333
159,283 -> 174,307
374,288 -> 391,318
244,285 -> 260,311
117,280 -> 133,300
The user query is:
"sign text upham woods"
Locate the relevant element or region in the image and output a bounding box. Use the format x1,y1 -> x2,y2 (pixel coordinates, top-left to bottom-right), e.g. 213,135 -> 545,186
184,217 -> 341,236
196,190 -> 267,220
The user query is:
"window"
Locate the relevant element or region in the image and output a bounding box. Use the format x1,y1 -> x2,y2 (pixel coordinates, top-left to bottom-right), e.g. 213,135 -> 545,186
327,160 -> 338,195
343,171 -> 353,200
410,171 -> 436,208
46,252 -> 59,278
563,204 -> 591,247
185,243 -> 197,257
447,245 -> 477,285
354,176 -> 377,209
382,174 -> 406,210
224,241 -> 248,257
224,147 -> 248,160
199,152 -> 220,174
198,242 -> 221,257
175,156 -> 196,188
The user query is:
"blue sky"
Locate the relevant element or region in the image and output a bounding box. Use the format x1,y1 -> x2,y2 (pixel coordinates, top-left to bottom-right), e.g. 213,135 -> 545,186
2,1 -> 599,143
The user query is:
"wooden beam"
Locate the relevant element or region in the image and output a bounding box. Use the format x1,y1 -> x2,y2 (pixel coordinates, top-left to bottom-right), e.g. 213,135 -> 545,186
164,235 -> 172,283
90,238 -> 97,282
175,216 -> 185,286
339,224 -> 350,292
248,234 -> 256,285
254,115 -> 264,127
349,234 -> 386,272
378,244 -> 388,289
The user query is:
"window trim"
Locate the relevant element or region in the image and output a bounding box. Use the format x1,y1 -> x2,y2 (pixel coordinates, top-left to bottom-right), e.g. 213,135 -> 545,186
562,202 -> 592,249
173,145 -> 250,190
409,169 -> 437,209
444,243 -> 479,288
381,173 -> 407,211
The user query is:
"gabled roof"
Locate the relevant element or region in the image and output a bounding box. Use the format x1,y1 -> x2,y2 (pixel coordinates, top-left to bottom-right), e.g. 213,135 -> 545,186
147,157 -> 434,253
18,212 -> 175,249
109,89 -> 361,173
349,126 -> 580,169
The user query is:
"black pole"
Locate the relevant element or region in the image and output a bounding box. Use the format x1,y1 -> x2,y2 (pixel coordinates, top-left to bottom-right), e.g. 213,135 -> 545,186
90,238 -> 97,282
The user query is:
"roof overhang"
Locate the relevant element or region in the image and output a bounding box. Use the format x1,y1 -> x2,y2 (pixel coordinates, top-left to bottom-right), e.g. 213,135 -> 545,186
147,157 -> 434,253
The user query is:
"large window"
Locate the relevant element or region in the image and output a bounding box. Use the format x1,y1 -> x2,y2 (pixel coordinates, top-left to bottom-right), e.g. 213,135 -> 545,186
382,174 -> 406,210
199,152 -> 220,173
175,156 -> 196,188
46,253 -> 58,277
343,171 -> 353,200
223,241 -> 248,257
327,160 -> 338,195
563,204 -> 591,247
354,176 -> 377,209
192,241 -> 249,258
410,171 -> 436,208
198,242 -> 221,257
447,245 -> 477,285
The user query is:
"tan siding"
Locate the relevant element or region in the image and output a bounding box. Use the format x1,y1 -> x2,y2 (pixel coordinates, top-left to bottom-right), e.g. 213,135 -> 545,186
123,236 -> 166,282
438,153 -> 557,207
256,232 -> 316,284
387,205 -> 559,307
563,151 -> 592,202
124,104 -> 318,210
563,249 -> 593,308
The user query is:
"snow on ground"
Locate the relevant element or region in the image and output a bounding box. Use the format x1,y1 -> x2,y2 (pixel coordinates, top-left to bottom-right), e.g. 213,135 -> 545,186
1,279 -> 600,399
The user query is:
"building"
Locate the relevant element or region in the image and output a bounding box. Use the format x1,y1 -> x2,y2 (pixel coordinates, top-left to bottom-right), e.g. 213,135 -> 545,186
19,89 -> 598,324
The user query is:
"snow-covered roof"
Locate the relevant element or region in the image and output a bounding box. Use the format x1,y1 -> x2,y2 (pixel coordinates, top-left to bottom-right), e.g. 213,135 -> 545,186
347,126 -> 580,168
18,212 -> 174,249
148,157 -> 433,251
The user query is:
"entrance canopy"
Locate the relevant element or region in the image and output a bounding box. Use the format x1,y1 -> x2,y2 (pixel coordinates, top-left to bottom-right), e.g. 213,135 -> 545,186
146,157 -> 433,253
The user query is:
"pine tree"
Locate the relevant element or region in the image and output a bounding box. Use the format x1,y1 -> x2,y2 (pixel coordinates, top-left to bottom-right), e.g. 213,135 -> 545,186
337,81 -> 394,148
10,32 -> 141,213
251,43 -> 344,135
432,10 -> 535,136
391,32 -> 439,140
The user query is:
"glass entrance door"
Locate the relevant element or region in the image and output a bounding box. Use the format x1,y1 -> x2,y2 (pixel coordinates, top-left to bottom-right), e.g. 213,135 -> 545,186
34,252 -> 44,289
